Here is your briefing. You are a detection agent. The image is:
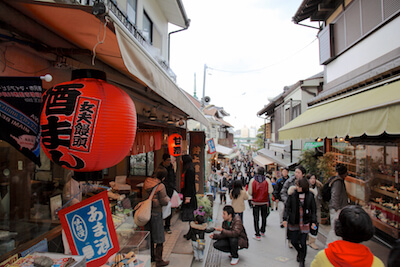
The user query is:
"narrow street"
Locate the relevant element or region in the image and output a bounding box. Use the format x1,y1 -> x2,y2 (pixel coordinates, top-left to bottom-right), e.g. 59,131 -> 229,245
164,195 -> 391,267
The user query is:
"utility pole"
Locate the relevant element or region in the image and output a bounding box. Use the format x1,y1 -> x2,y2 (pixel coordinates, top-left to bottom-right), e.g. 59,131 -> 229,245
202,64 -> 207,107
193,73 -> 197,99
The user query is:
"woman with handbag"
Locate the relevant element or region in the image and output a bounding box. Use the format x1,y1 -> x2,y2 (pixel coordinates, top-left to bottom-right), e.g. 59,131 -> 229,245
143,166 -> 170,267
283,177 -> 317,267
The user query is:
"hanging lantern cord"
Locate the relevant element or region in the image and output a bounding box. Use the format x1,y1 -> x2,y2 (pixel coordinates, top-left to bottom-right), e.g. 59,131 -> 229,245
92,16 -> 110,66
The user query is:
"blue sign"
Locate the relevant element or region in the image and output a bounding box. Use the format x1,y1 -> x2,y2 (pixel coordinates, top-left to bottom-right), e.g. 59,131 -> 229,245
207,138 -> 216,154
59,191 -> 119,266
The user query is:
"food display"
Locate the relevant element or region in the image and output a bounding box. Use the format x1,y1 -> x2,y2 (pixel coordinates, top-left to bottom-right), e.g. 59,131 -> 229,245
369,178 -> 400,237
109,252 -> 138,267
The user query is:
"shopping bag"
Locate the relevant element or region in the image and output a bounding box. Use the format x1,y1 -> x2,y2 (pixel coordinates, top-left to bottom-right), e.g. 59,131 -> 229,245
162,201 -> 172,219
133,184 -> 159,226
171,190 -> 182,208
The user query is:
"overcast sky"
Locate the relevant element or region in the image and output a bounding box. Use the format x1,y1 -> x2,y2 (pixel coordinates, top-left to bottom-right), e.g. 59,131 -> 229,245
169,0 -> 323,131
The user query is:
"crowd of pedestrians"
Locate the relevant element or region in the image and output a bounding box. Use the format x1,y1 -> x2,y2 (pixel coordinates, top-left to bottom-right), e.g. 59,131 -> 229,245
141,152 -> 391,266
205,155 -> 386,266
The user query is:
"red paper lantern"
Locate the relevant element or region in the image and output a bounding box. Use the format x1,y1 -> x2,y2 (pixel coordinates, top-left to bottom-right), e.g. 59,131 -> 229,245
40,69 -> 137,171
168,133 -> 182,157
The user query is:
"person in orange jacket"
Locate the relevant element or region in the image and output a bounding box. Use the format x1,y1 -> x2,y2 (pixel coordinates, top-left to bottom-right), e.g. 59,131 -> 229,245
311,205 -> 384,267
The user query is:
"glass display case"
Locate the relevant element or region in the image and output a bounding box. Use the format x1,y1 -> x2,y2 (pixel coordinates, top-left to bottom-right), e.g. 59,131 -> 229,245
332,140 -> 400,239
105,211 -> 151,267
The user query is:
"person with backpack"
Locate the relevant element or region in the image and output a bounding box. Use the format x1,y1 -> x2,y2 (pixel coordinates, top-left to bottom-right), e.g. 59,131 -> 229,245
247,166 -> 273,241
325,164 -> 349,246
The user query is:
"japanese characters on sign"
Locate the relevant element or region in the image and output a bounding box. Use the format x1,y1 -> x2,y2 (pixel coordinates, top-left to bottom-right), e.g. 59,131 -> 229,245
190,132 -> 205,194
168,133 -> 183,157
40,73 -> 137,171
59,190 -> 119,267
0,77 -> 43,165
206,138 -> 216,154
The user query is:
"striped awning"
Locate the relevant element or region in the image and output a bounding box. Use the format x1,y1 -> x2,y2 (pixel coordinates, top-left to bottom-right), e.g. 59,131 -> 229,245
279,79 -> 400,140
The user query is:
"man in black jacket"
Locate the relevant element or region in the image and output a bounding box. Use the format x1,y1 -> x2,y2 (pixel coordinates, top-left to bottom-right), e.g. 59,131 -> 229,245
273,167 -> 290,228
160,153 -> 176,234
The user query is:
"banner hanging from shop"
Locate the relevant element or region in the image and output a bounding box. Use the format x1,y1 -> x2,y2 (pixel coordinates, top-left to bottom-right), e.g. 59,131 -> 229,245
190,131 -> 205,194
58,190 -> 119,267
206,138 -> 216,154
0,77 -> 42,166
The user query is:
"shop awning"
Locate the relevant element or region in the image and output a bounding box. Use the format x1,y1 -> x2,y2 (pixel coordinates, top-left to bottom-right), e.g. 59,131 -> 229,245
11,1 -> 210,127
279,79 -> 400,140
225,150 -> 240,160
253,155 -> 274,166
215,144 -> 234,155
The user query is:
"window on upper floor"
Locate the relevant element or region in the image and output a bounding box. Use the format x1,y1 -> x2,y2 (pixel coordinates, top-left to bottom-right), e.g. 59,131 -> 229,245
292,104 -> 301,120
127,0 -> 137,24
143,11 -> 153,44
319,0 -> 400,64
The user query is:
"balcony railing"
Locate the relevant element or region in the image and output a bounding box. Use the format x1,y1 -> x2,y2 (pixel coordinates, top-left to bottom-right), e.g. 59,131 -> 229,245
74,0 -> 177,82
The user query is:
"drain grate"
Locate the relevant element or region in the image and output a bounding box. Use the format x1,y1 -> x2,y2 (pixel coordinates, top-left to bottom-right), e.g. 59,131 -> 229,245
204,240 -> 221,267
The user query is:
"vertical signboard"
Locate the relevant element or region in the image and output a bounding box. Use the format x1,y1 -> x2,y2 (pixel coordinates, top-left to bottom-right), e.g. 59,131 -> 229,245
264,123 -> 271,139
58,190 -> 119,267
206,138 -> 216,154
189,131 -> 205,194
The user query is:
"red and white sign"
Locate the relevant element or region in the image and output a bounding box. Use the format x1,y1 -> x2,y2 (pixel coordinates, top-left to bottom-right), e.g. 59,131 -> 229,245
58,190 -> 119,267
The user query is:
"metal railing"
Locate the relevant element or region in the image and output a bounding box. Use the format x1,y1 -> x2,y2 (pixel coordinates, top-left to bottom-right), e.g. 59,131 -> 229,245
74,0 -> 177,81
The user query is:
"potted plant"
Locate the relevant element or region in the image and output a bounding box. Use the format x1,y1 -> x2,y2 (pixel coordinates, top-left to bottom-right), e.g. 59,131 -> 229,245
195,195 -> 213,221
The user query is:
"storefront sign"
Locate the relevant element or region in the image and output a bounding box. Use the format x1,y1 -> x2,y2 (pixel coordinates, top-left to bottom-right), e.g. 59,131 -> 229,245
206,138 -> 216,154
264,123 -> 271,139
303,141 -> 324,150
190,132 -> 205,194
0,77 -> 42,165
168,133 -> 182,157
59,190 -> 119,267
40,70 -> 137,171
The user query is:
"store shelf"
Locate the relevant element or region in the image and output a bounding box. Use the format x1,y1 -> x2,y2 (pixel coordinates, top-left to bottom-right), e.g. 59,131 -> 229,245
375,173 -> 396,183
371,217 -> 400,239
335,160 -> 357,167
372,188 -> 398,199
370,202 -> 399,215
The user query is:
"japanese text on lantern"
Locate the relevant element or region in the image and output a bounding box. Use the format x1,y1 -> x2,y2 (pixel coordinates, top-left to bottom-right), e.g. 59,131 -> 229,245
41,84 -> 87,169
168,134 -> 182,157
71,98 -> 99,152
193,146 -> 201,192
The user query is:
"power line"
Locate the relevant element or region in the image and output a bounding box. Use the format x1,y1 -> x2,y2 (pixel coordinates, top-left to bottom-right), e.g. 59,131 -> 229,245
207,37 -> 318,74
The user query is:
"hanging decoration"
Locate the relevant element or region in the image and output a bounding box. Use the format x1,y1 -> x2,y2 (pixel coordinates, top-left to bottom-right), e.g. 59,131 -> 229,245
168,133 -> 183,157
130,130 -> 162,155
40,69 -> 137,172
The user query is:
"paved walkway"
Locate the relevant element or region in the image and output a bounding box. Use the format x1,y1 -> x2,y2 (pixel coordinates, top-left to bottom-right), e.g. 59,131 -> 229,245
163,196 -> 390,267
